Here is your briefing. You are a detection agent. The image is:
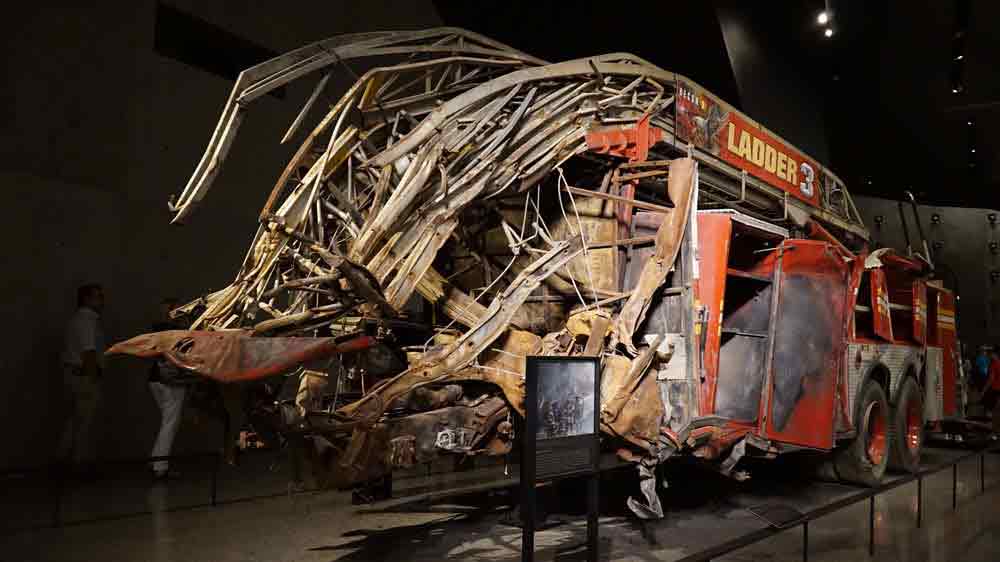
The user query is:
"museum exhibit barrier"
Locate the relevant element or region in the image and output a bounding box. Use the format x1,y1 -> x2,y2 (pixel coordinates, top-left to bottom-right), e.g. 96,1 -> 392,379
4,440 -> 999,562
0,447 -> 319,534
0,452 -> 220,533
678,441 -> 1000,562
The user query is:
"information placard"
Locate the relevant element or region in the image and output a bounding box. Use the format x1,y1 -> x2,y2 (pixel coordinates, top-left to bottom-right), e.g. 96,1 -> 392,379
521,356 -> 600,562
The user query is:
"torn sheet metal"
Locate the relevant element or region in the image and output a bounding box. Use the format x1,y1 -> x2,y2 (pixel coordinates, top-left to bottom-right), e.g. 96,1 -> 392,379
107,330 -> 373,382
106,26 -> 878,518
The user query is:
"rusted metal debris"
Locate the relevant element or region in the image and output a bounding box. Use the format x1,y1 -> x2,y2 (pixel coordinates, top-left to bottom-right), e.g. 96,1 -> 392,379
107,28 -> 871,519
107,330 -> 374,383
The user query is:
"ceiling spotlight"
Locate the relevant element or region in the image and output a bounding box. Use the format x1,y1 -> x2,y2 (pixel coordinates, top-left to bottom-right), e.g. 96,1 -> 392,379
955,54 -> 964,60
968,120 -> 974,126
817,11 -> 830,25
972,148 -> 977,153
952,88 -> 959,93
824,28 -> 834,38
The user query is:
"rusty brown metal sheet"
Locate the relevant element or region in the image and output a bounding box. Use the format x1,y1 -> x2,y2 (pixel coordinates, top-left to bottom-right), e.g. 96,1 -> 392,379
106,330 -> 374,383
614,159 -> 696,352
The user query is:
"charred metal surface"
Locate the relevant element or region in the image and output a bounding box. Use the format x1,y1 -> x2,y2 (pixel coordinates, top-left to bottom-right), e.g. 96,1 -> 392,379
105,27 -> 891,519
769,275 -> 840,431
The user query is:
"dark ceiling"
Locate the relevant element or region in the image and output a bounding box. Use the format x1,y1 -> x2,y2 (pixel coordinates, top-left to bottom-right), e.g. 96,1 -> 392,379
435,0 -> 998,209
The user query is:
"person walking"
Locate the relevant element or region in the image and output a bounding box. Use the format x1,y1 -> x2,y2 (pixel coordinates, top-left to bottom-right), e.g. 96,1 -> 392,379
148,298 -> 187,480
58,284 -> 106,476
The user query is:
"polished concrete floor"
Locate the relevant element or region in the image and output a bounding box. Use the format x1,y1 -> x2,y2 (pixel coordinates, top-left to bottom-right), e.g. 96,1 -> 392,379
3,447 -> 1000,562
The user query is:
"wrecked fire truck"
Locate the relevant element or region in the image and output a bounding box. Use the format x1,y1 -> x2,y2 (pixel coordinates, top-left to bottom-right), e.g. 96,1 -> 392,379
109,28 -> 964,518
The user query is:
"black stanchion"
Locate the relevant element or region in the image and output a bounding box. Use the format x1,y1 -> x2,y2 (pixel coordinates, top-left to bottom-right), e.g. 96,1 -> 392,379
587,474 -> 599,562
952,463 -> 958,510
916,475 -> 922,528
981,453 -> 985,493
868,496 -> 875,556
802,520 -> 809,562
211,453 -> 220,507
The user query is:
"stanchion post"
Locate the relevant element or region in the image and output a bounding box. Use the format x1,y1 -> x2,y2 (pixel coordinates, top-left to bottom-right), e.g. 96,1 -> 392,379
868,496 -> 875,556
952,463 -> 958,511
587,473 -> 599,562
211,453 -> 219,507
802,520 -> 809,562
916,476 -> 922,528
981,453 -> 985,494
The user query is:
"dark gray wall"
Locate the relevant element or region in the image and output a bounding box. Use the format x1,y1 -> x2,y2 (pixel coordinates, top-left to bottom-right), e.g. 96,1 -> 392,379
854,195 -> 1000,352
716,5 -> 831,166
0,1 -> 442,469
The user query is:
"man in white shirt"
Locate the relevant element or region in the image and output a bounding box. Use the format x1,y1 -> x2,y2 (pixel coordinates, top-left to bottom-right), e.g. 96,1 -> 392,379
58,284 -> 105,471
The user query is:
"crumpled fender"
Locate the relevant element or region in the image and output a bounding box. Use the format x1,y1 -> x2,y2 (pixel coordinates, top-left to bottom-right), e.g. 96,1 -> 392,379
106,330 -> 374,382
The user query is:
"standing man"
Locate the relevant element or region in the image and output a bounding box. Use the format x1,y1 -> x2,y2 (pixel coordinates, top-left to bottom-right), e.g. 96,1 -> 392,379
148,298 -> 187,480
59,284 -> 106,475
975,346 -> 991,392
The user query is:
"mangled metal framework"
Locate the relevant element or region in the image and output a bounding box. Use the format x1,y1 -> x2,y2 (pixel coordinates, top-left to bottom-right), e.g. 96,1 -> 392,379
109,28 -> 870,518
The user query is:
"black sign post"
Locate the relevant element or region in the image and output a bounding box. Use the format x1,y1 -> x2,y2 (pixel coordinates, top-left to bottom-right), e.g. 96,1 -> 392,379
521,356 -> 601,562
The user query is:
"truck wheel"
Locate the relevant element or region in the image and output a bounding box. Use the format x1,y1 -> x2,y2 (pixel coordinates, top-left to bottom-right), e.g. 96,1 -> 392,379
889,377 -> 923,473
834,380 -> 890,486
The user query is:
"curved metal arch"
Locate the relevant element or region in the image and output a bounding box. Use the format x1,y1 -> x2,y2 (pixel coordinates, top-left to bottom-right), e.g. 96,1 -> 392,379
170,27 -> 544,223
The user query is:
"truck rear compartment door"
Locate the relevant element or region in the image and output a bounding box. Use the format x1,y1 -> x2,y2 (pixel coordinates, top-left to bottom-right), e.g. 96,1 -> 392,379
760,240 -> 850,450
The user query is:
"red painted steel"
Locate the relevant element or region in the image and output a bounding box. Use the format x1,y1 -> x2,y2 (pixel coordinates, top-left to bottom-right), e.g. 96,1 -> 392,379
938,291 -> 958,416
584,115 -> 663,161
871,269 -> 894,342
695,213 -> 733,415
759,240 -> 849,450
912,280 -> 927,345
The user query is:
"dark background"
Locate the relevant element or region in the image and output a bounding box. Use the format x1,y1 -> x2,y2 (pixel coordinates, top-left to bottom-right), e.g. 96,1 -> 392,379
0,0 -> 995,469
436,0 -> 999,208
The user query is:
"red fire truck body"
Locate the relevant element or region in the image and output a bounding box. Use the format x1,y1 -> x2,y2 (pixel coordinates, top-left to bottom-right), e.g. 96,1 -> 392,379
691,210 -> 959,481
665,74 -> 964,483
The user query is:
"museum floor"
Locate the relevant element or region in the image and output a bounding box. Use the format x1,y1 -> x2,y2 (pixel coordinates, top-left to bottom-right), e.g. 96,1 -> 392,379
4,448 -> 1000,562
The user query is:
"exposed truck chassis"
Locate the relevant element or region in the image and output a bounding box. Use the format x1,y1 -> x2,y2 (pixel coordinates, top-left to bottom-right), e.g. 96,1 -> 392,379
109,28 -> 964,518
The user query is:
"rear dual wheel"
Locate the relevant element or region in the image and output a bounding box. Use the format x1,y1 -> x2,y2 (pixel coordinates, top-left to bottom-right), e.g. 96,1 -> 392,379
889,377 -> 923,473
833,380 -> 890,486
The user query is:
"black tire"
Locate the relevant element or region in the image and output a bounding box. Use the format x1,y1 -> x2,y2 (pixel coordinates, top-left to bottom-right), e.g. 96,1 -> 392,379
833,380 -> 890,486
889,377 -> 923,473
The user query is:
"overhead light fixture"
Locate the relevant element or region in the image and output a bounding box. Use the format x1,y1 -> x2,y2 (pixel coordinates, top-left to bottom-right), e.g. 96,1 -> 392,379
955,54 -> 964,60
817,11 -> 830,25
971,148 -> 976,153
952,88 -> 959,93
824,28 -> 834,38
968,120 -> 974,125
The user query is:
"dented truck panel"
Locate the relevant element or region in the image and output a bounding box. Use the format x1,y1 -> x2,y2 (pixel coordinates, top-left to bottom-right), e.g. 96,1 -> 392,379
759,241 -> 850,450
103,28 -> 968,518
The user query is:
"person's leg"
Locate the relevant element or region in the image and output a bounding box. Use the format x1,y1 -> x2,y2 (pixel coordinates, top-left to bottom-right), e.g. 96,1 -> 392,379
57,372 -> 81,463
73,376 -> 101,466
221,383 -> 245,465
984,389 -> 998,413
158,386 -> 186,471
149,382 -> 168,472
150,383 -> 187,474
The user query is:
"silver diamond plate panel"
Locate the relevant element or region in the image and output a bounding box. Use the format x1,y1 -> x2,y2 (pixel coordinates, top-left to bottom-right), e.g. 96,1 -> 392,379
924,347 -> 943,421
845,342 -> 924,413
